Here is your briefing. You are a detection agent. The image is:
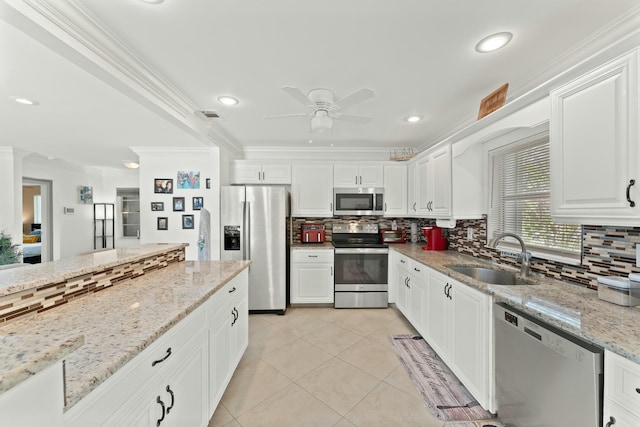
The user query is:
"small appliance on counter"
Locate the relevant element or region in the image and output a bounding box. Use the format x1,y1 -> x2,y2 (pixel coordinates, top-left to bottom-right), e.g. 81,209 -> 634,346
422,226 -> 447,250
597,275 -> 640,306
380,229 -> 407,244
300,222 -> 326,243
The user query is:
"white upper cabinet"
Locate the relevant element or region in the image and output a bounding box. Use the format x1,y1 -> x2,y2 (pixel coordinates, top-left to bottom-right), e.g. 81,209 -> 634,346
383,164 -> 407,216
413,144 -> 452,218
333,163 -> 384,188
230,161 -> 291,184
291,163 -> 334,217
407,162 -> 418,215
551,48 -> 639,225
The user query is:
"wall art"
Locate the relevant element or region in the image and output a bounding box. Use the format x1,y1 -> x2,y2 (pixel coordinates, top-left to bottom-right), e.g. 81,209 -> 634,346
182,214 -> 194,229
193,197 -> 203,210
157,217 -> 168,230
79,186 -> 93,204
154,179 -> 173,194
177,171 -> 200,189
173,197 -> 185,211
151,202 -> 164,211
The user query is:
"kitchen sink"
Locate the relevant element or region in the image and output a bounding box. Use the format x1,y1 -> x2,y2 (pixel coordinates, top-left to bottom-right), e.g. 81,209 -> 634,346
448,265 -> 537,286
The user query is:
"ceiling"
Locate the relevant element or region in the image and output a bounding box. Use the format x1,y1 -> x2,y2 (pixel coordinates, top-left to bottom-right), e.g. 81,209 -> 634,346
1,0 -> 639,170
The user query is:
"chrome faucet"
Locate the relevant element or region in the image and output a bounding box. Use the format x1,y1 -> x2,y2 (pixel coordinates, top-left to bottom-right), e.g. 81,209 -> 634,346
487,232 -> 531,278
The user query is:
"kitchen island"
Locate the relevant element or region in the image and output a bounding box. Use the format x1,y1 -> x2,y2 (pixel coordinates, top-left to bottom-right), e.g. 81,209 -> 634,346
0,244 -> 250,427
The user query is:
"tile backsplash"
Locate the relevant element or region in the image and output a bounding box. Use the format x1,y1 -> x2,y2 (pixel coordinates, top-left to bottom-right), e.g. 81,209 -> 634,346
448,217 -> 640,290
291,215 -> 640,290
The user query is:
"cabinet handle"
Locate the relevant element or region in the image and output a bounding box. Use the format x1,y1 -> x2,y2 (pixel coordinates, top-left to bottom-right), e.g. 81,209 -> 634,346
228,286 -> 237,293
413,202 -> 416,211
627,179 -> 636,207
308,255 -> 318,258
384,202 -> 387,212
262,171 -> 265,181
156,396 -> 166,426
330,202 -> 333,211
152,348 -> 172,367
406,278 -> 411,288
400,259 -> 406,263
414,267 -> 420,272
258,171 -> 261,181
166,385 -> 175,414
331,266 -> 333,276
360,176 -> 362,185
636,387 -> 640,393
606,416 -> 616,426
355,176 -> 358,185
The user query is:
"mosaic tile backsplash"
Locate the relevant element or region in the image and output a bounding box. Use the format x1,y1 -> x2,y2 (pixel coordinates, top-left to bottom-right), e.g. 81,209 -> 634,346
448,217 -> 640,290
0,248 -> 185,325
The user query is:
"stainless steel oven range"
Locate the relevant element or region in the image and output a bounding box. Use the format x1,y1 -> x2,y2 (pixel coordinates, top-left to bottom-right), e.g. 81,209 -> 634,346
332,223 -> 388,308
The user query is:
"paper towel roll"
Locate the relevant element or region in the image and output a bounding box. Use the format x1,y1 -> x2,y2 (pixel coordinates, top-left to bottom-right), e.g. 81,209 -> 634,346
410,223 -> 418,243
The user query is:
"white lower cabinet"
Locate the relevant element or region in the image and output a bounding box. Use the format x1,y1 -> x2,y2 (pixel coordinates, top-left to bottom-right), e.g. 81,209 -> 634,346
290,249 -> 334,304
392,251 -> 494,413
604,349 -> 640,426
64,270 -> 249,427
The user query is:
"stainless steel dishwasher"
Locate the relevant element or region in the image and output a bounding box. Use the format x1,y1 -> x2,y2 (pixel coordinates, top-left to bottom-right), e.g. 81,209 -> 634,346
494,303 -> 603,427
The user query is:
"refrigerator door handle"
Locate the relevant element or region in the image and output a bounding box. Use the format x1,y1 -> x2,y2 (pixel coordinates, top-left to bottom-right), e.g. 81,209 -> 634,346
241,201 -> 248,261
246,201 -> 251,261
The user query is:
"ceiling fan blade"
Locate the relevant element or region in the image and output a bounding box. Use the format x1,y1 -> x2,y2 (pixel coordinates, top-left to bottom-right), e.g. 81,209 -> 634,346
332,113 -> 372,124
333,88 -> 374,110
281,86 -> 315,107
263,113 -> 311,119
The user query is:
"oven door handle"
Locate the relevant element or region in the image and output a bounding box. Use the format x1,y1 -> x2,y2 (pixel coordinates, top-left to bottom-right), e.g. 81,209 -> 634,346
334,248 -> 389,255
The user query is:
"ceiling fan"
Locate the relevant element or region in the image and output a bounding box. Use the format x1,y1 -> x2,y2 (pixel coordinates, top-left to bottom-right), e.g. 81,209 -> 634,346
263,86 -> 374,133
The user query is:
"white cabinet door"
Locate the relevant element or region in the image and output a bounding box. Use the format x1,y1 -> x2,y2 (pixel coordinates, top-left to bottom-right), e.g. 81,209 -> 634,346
407,262 -> 426,334
383,164 -> 408,216
333,164 -> 360,187
292,164 -> 334,217
396,264 -> 409,316
417,156 -> 431,215
407,162 -> 418,215
261,164 -> 292,184
448,280 -> 491,409
424,270 -> 450,357
230,162 -> 262,184
429,145 -> 452,218
359,165 -> 384,187
551,49 -> 639,225
290,250 -> 334,303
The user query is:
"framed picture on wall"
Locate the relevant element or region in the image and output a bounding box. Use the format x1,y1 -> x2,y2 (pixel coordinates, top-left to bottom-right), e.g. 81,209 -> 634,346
79,186 -> 93,204
154,179 -> 173,194
182,214 -> 194,229
157,217 -> 168,230
192,197 -> 203,210
151,202 -> 164,211
173,197 -> 185,212
206,178 -> 211,189
176,171 -> 200,189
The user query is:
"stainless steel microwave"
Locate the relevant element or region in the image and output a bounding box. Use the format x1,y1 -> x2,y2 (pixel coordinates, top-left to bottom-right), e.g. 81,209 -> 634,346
333,188 -> 384,216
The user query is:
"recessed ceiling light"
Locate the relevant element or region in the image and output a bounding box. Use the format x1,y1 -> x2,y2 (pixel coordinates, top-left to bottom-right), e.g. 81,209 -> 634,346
475,32 -> 513,53
138,0 -> 164,4
218,96 -> 239,106
11,97 -> 39,105
308,139 -> 313,144
405,115 -> 423,123
123,161 -> 140,169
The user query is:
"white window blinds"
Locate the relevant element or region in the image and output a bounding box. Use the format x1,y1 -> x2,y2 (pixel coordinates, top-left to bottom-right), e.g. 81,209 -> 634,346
488,137 -> 582,258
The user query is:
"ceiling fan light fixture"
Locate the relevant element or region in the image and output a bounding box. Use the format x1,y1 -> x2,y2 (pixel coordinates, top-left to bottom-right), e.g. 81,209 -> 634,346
218,96 -> 239,106
311,111 -> 333,133
405,115 -> 423,123
475,32 -> 513,53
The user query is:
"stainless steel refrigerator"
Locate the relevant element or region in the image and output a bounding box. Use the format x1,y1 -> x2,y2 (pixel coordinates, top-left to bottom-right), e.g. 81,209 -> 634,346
220,186 -> 288,313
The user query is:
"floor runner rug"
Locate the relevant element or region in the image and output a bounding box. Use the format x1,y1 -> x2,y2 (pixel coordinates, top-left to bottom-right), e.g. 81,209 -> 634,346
390,334 -> 501,425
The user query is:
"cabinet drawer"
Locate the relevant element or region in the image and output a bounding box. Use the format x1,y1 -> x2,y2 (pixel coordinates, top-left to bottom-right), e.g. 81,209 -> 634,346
407,258 -> 426,280
291,250 -> 334,263
605,350 -> 640,417
397,253 -> 409,270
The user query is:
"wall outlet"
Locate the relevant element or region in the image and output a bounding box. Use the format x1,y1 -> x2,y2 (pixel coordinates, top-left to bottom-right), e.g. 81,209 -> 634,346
467,227 -> 473,240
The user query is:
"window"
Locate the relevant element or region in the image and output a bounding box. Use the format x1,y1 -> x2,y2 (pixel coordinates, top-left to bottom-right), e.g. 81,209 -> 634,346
488,136 -> 582,262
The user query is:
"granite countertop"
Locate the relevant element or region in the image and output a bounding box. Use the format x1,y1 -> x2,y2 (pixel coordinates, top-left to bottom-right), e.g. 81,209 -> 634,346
391,244 -> 640,364
290,242 -> 334,249
0,259 -> 250,409
0,243 -> 188,296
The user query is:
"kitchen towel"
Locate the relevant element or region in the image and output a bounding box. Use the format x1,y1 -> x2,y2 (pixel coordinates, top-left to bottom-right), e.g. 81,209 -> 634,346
389,335 -> 499,424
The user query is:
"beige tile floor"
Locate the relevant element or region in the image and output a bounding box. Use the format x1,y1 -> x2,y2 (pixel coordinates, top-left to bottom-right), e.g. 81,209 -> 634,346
208,306 -> 446,427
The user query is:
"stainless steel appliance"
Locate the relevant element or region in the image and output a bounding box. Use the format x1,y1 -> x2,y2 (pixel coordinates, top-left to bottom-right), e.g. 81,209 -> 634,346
221,186 -> 288,313
333,223 -> 388,308
494,303 -> 603,427
333,188 -> 384,216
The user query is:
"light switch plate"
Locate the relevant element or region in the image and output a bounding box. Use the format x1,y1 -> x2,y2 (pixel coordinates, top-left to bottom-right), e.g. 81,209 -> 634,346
467,227 -> 473,240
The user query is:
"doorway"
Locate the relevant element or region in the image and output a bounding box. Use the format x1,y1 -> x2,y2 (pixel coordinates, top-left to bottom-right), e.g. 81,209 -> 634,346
22,178 -> 53,263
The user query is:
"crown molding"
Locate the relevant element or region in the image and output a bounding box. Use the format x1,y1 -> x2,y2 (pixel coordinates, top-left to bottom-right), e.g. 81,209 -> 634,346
2,0 -> 243,153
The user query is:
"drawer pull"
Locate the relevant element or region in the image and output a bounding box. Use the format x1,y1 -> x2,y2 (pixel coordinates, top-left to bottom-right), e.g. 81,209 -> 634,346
414,267 -> 420,272
156,396 -> 166,426
636,387 -> 640,394
400,259 -> 406,263
152,347 -> 172,367
606,416 -> 616,427
228,286 -> 237,293
166,385 -> 175,414
308,255 -> 319,258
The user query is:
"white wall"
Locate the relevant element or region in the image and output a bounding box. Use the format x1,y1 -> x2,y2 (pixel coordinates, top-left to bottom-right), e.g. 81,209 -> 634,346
135,147 -> 220,261
0,148 -> 28,246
